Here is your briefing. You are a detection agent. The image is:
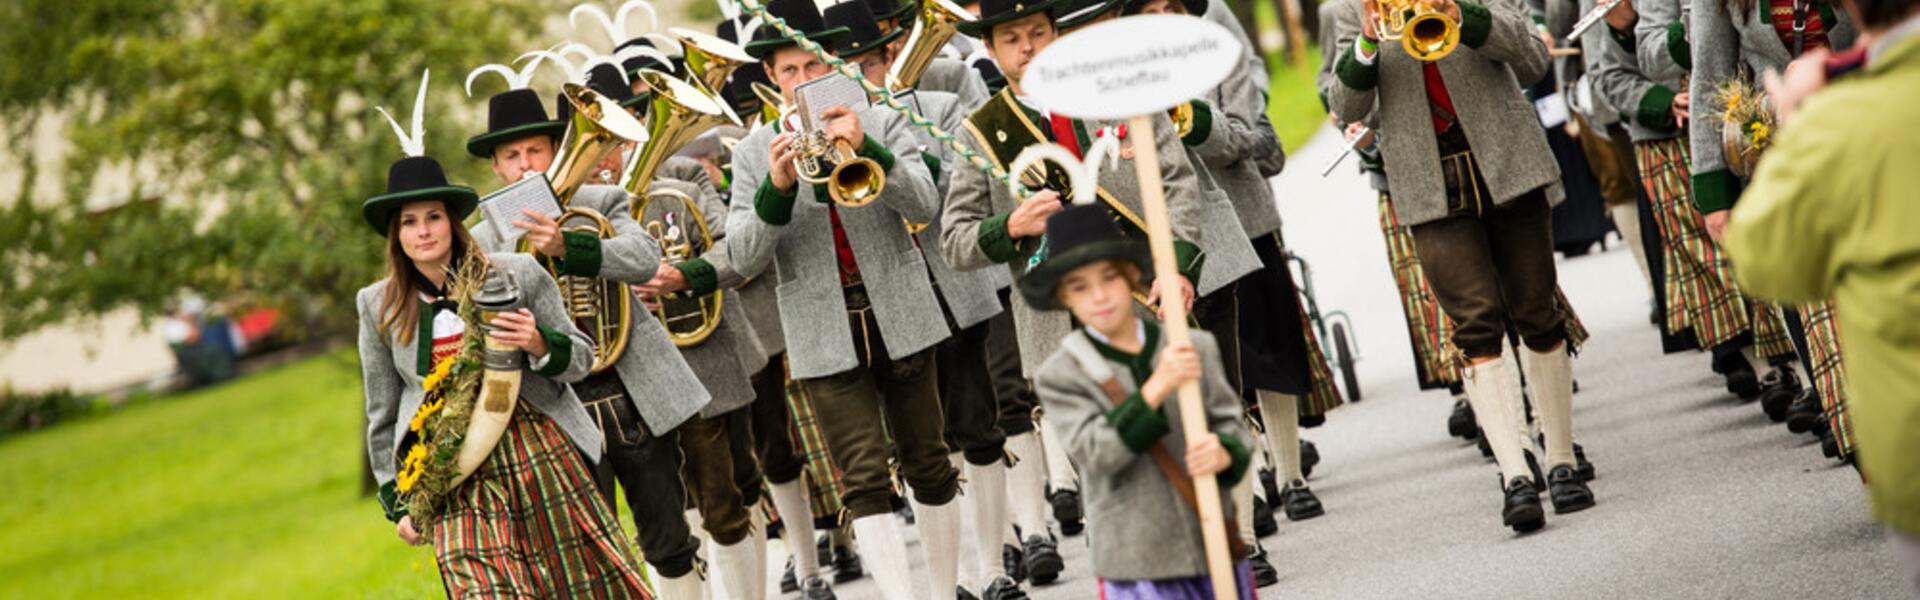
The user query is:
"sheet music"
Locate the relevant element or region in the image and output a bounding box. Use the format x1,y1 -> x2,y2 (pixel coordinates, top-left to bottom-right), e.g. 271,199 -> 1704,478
795,74 -> 870,131
481,174 -> 564,246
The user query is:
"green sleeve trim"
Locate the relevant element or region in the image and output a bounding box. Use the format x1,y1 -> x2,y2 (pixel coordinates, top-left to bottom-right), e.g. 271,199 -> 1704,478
415,310 -> 434,376
1173,239 -> 1205,283
1217,432 -> 1252,487
857,134 -> 897,173
1609,26 -> 1637,53
921,153 -> 943,183
1691,169 -> 1743,214
754,177 -> 799,225
378,480 -> 407,523
676,257 -> 719,297
1665,21 -> 1692,71
1816,1 -> 1836,36
1458,2 -> 1494,49
1180,100 -> 1214,147
1106,391 -> 1172,453
978,211 -> 1020,263
553,230 -> 603,277
1334,43 -> 1380,91
533,325 -> 573,378
1635,85 -> 1679,132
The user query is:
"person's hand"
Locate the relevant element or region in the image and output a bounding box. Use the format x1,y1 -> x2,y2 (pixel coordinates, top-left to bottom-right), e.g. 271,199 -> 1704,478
629,284 -> 663,311
820,106 -> 866,149
515,209 -> 565,257
1703,209 -> 1731,243
1424,0 -> 1462,25
396,516 -> 425,546
1007,189 -> 1065,238
769,132 -> 801,193
1604,0 -> 1637,32
1141,339 -> 1203,408
1359,0 -> 1383,41
1671,91 -> 1691,128
634,264 -> 689,298
698,157 -> 728,191
1343,122 -> 1375,146
1765,48 -> 1832,127
1186,435 -> 1231,478
487,308 -> 550,359
1145,275 -> 1197,318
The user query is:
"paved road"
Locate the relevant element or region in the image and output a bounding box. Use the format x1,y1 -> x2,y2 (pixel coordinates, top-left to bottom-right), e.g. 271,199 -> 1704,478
754,125 -> 1907,599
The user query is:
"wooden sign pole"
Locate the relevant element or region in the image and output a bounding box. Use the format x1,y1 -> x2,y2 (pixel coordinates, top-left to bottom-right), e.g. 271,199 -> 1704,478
1126,113 -> 1237,600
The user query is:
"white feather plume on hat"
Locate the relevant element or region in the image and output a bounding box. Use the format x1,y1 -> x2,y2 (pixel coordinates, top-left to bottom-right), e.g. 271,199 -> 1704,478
375,69 -> 431,157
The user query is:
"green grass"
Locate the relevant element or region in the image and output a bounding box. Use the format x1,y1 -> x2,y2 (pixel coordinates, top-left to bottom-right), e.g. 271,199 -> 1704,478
0,353 -> 443,599
1255,0 -> 1332,152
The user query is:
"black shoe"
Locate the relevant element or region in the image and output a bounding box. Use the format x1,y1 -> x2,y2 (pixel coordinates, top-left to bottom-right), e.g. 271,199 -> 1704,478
1280,479 -> 1325,521
1049,489 -> 1084,536
1725,365 -> 1762,399
1819,428 -> 1841,459
980,576 -> 1028,600
1524,450 -> 1546,493
1448,397 -> 1478,439
1249,544 -> 1280,588
782,558 -> 799,594
1002,543 -> 1026,583
1299,414 -> 1327,428
1503,477 -> 1546,532
1259,468 -> 1282,506
1573,443 -> 1596,482
1786,392 -> 1824,434
958,586 -> 978,600
1547,465 -> 1596,514
1476,431 -> 1493,458
831,546 -> 863,583
800,576 -> 837,600
1021,534 -> 1065,585
1300,439 -> 1321,479
1252,495 -> 1279,537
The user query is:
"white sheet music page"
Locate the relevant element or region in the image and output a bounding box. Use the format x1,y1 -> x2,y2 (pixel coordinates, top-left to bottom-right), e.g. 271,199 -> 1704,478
480,174 -> 564,246
795,74 -> 871,131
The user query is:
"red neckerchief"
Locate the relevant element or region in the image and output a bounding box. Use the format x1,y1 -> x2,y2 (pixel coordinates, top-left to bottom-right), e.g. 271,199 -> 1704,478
1048,113 -> 1083,159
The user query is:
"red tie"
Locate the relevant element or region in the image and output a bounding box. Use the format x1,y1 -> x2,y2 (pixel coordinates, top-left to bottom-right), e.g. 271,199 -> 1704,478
1048,114 -> 1083,159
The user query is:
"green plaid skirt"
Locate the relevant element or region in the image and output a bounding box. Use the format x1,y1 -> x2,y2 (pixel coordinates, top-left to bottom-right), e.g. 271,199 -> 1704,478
1802,303 -> 1856,456
1298,301 -> 1346,417
430,409 -> 652,599
1635,139 -> 1755,349
783,363 -> 849,525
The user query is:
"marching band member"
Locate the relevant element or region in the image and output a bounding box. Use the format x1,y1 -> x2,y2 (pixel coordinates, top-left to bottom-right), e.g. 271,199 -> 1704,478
464,65 -> 713,598
358,71 -> 648,596
869,0 -> 996,107
1327,0 -> 1599,531
728,0 -> 960,597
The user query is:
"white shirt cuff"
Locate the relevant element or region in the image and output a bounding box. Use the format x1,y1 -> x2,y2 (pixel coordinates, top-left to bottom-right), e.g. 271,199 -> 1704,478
529,351 -> 551,371
1354,35 -> 1378,65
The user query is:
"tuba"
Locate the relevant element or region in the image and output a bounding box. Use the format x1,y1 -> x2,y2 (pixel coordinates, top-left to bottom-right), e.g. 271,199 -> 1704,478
1370,0 -> 1460,62
634,187 -> 724,346
885,0 -> 975,92
792,91 -> 887,207
621,70 -> 738,197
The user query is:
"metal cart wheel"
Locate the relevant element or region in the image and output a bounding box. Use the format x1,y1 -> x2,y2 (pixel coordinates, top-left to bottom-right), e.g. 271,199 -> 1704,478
1332,320 -> 1361,403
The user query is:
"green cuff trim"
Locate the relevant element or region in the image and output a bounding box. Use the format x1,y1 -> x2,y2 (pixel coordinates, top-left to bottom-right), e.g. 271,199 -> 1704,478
1106,391 -> 1172,453
414,310 -> 434,376
1636,85 -> 1679,132
1458,2 -> 1494,49
1173,239 -> 1205,283
1665,21 -> 1692,70
533,325 -> 572,378
978,211 -> 1020,264
378,480 -> 407,523
921,153 -> 943,183
1609,25 -> 1637,53
677,257 -> 719,297
1691,169 -> 1743,213
1218,433 -> 1252,487
554,230 -> 603,277
1335,43 -> 1380,91
857,134 -> 897,173
754,177 -> 799,225
1180,100 -> 1215,147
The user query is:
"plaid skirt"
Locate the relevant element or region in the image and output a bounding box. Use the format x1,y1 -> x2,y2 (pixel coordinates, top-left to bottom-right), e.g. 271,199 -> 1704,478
1298,303 -> 1346,418
430,409 -> 652,599
784,366 -> 849,525
1802,303 -> 1857,456
1634,139 -> 1754,349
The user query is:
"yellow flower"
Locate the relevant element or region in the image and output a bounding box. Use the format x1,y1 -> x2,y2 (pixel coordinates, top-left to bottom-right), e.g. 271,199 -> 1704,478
423,356 -> 457,392
396,443 -> 430,492
408,394 -> 445,433
1749,121 -> 1771,148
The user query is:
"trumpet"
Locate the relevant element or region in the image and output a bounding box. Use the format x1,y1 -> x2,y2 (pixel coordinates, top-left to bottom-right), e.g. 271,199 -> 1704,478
792,93 -> 886,208
1370,0 -> 1461,61
886,0 -> 974,92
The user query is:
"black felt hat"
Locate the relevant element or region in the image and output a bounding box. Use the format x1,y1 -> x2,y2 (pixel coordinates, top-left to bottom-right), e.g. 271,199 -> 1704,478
1057,0 -> 1127,28
956,0 -> 1061,37
824,0 -> 904,58
867,0 -> 917,24
466,88 -> 567,158
615,37 -> 679,78
723,59 -> 772,113
1122,0 -> 1206,16
744,0 -> 850,59
1017,203 -> 1154,309
362,156 -> 480,235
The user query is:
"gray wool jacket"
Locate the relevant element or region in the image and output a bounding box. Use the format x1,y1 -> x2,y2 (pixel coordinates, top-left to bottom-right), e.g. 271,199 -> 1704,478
1585,0 -> 1688,141
643,174 -> 769,417
658,156 -> 786,360
1032,327 -> 1249,581
1326,0 -> 1564,226
1181,22 -> 1290,241
914,90 -> 1011,329
725,106 -> 951,380
1206,0 -> 1272,95
919,57 -> 992,111
357,253 -> 600,487
472,184 -> 713,434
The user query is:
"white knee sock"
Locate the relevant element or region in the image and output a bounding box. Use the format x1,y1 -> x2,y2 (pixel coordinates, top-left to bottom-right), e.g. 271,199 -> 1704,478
1003,431 -> 1052,538
1257,391 -> 1304,481
851,514 -> 914,600
1463,354 -> 1532,485
768,480 -> 821,580
1249,433 -> 1272,501
1504,341 -> 1539,455
965,461 -> 1010,583
653,570 -> 706,600
1524,346 -> 1577,470
1233,467 -> 1257,542
1739,344 -> 1770,374
1609,202 -> 1655,294
1041,424 -> 1078,494
915,499 -> 963,599
709,536 -> 761,600
748,509 -> 768,600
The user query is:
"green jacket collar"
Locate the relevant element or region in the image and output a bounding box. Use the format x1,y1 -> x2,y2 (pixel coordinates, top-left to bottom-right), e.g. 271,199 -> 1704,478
1085,318 -> 1163,385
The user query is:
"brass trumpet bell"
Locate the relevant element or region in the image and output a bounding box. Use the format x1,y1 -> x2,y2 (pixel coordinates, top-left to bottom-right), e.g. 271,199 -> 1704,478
670,27 -> 758,95
621,69 -> 739,198
550,83 -> 653,203
1372,0 -> 1460,62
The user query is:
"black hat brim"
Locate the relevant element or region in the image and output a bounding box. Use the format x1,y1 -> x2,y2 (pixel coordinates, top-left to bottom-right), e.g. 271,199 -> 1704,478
1059,0 -> 1127,28
1016,238 -> 1155,310
1122,0 -> 1206,15
834,27 -> 904,58
956,0 -> 1061,37
465,120 -> 568,159
361,186 -> 480,235
743,27 -> 850,59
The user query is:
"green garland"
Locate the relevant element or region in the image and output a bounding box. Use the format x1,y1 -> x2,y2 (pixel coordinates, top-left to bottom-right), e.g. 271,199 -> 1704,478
394,248 -> 491,529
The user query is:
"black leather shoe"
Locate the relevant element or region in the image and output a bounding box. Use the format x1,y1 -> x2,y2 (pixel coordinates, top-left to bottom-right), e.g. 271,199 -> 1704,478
1503,477 -> 1546,532
1819,428 -> 1840,459
1299,414 -> 1327,428
1573,443 -> 1595,482
1249,544 -> 1280,588
1725,365 -> 1762,399
1786,392 -> 1824,434
800,576 -> 837,600
1547,465 -> 1596,514
1476,431 -> 1493,459
1524,450 -> 1546,493
1756,367 -> 1800,413
958,586 -> 979,600
1021,535 -> 1065,585
981,576 -> 1028,600
1252,495 -> 1279,537
1259,467 -> 1282,506
1448,397 -> 1478,439
1002,543 -> 1026,583
782,558 -> 799,593
1049,489 -> 1084,536
1280,479 -> 1325,521
831,546 -> 863,583
1300,439 -> 1321,479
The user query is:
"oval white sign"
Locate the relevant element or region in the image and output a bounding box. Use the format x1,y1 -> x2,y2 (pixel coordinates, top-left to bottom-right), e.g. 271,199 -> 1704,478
1020,14 -> 1242,120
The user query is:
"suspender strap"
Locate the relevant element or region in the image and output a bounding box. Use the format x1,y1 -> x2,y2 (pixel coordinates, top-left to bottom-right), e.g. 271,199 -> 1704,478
1095,379 -> 1251,560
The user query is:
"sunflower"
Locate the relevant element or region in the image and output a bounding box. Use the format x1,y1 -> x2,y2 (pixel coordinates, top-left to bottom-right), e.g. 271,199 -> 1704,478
396,443 -> 430,492
423,356 -> 458,392
408,393 -> 446,434
1748,120 -> 1772,149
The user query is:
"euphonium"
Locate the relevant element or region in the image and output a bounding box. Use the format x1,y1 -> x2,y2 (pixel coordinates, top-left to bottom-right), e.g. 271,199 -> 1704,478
885,0 -> 975,92
753,81 -> 787,126
671,27 -> 758,96
621,70 -> 738,198
552,208 -> 635,371
1372,0 -> 1460,62
633,187 -> 724,347
792,93 -> 887,207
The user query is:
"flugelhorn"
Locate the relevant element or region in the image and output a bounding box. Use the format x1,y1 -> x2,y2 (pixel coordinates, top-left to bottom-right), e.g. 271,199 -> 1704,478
621,69 -> 738,198
1371,0 -> 1460,61
793,92 -> 886,207
634,187 -> 724,346
886,0 -> 974,92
